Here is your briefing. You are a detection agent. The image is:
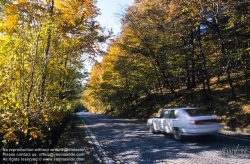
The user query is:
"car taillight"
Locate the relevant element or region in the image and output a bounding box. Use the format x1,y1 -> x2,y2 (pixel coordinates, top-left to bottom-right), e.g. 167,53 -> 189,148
191,119 -> 221,125
191,120 -> 204,125
215,119 -> 221,123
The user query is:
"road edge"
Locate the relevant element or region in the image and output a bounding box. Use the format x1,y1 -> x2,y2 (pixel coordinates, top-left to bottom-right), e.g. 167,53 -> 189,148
77,113 -> 116,164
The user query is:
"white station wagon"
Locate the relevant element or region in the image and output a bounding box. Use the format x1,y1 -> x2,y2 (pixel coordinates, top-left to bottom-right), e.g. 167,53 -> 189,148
147,107 -> 222,140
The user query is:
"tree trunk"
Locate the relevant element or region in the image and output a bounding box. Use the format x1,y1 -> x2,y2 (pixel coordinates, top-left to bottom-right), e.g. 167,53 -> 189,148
39,0 -> 54,105
226,60 -> 236,99
153,57 -> 177,97
208,14 -> 236,100
191,63 -> 196,88
190,30 -> 196,88
27,34 -> 40,107
154,66 -> 164,102
244,67 -> 249,100
197,26 -> 212,99
186,70 -> 192,89
201,76 -> 208,99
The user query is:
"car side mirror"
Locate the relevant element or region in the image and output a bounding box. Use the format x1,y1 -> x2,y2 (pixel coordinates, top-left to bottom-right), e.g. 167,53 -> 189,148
154,114 -> 161,118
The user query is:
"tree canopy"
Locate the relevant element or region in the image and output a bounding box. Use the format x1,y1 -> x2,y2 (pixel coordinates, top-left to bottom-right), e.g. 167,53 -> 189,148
83,0 -> 250,121
0,0 -> 101,148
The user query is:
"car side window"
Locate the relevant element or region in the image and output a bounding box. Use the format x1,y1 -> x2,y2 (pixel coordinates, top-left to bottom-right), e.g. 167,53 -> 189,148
163,110 -> 170,118
169,110 -> 177,119
159,110 -> 165,118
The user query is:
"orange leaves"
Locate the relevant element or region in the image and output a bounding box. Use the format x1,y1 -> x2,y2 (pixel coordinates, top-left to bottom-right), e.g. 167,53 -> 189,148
29,130 -> 43,139
3,131 -> 18,142
18,0 -> 28,3
0,107 -> 70,146
2,3 -> 19,32
23,129 -> 28,134
4,14 -> 18,30
29,131 -> 37,139
54,0 -> 95,28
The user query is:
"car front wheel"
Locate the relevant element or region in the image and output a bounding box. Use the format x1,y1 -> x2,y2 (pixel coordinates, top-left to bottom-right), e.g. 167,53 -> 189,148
149,124 -> 156,134
173,127 -> 182,140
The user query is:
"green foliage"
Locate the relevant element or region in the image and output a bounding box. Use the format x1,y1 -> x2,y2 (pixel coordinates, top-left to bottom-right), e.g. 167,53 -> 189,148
0,0 -> 100,148
83,0 -> 250,127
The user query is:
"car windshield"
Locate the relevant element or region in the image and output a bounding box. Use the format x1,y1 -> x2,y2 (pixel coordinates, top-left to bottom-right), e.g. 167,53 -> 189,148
184,109 -> 209,116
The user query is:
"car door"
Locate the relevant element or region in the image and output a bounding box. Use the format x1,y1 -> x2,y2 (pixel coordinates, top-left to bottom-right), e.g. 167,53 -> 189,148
157,110 -> 165,132
162,110 -> 171,133
167,110 -> 178,133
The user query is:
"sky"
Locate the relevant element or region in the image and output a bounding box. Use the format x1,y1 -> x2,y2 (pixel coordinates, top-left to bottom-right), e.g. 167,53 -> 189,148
83,0 -> 134,73
95,0 -> 134,35
83,0 -> 135,79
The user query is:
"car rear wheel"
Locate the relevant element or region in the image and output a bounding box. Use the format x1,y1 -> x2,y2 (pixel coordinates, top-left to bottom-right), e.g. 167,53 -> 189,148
149,124 -> 156,134
173,127 -> 182,140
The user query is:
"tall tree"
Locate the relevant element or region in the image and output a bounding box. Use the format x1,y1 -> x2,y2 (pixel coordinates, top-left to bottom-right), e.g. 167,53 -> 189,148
120,0 -> 183,98
0,0 -> 100,147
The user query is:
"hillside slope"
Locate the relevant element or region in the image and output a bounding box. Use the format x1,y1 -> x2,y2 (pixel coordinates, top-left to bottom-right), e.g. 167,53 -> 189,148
133,75 -> 250,130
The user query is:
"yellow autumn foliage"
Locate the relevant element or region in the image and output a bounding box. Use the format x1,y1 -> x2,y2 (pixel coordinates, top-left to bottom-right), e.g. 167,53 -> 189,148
0,0 -> 100,148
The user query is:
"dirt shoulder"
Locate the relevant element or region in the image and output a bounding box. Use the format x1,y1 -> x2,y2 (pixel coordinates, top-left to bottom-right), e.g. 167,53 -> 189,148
55,115 -> 99,164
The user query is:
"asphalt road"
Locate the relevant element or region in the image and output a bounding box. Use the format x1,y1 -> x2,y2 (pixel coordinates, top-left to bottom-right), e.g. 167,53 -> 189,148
77,111 -> 250,164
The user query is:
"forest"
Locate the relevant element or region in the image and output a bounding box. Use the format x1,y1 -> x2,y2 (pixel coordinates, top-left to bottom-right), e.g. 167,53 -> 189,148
0,0 -> 103,148
82,0 -> 250,129
1,0 -> 250,149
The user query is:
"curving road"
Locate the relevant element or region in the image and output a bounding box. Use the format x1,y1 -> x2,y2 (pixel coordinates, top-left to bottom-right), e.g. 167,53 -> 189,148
77,111 -> 250,164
